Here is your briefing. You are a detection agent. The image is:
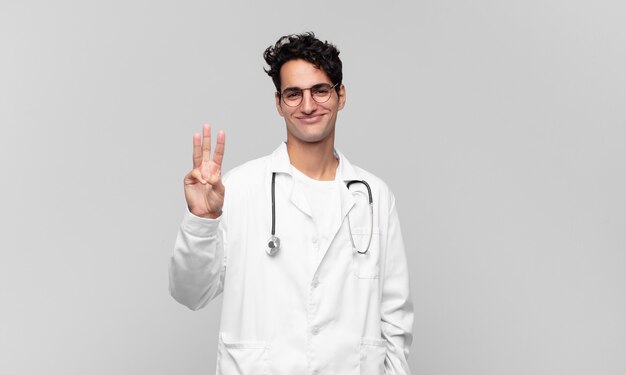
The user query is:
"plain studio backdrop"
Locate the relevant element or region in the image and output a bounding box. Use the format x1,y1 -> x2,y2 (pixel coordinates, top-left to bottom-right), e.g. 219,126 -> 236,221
1,0 -> 625,374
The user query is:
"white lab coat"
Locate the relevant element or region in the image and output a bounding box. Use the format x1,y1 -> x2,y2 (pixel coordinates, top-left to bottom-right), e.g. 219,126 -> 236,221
170,143 -> 413,375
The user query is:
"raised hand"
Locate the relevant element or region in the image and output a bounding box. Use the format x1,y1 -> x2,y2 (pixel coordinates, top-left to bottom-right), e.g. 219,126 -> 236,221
184,124 -> 226,219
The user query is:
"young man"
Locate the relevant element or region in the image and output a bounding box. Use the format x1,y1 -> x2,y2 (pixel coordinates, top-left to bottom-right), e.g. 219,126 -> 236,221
170,32 -> 413,374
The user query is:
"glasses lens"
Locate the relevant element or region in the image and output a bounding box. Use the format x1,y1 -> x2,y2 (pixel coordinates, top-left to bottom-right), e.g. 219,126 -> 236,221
311,84 -> 333,103
282,89 -> 302,107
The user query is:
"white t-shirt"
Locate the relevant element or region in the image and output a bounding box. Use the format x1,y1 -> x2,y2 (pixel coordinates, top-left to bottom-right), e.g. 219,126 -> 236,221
290,163 -> 341,262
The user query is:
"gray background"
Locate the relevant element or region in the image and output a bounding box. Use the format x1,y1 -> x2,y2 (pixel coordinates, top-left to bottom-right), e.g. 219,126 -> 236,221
1,0 -> 625,374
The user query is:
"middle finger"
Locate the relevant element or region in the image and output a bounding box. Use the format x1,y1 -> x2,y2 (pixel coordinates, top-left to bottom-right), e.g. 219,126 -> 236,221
202,123 -> 212,164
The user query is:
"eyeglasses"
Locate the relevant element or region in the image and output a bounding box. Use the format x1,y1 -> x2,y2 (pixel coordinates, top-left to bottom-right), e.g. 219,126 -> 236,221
279,82 -> 339,107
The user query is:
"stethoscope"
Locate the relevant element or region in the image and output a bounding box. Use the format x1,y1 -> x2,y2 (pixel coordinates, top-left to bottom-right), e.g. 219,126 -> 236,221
266,172 -> 373,256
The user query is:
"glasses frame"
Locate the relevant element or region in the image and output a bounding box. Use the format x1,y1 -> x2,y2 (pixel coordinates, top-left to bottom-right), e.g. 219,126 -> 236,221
278,82 -> 340,107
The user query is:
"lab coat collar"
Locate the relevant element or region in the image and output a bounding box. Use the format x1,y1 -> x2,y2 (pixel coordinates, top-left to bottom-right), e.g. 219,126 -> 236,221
268,142 -> 293,175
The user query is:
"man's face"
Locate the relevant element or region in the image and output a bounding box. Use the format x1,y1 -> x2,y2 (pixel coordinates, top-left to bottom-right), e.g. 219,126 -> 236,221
275,59 -> 346,146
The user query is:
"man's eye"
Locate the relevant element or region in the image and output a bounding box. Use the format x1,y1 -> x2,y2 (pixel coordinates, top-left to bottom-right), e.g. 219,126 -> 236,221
284,91 -> 301,99
314,88 -> 330,95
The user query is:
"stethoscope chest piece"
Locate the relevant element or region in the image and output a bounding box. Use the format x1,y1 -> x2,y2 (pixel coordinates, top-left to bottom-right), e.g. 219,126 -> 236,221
266,235 -> 280,256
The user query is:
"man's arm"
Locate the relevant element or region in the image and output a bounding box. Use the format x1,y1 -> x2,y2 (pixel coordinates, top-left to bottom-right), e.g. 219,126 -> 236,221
381,194 -> 414,374
169,211 -> 226,310
169,124 -> 227,310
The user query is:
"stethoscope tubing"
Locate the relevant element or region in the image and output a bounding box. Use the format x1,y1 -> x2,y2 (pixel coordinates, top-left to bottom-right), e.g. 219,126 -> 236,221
271,172 -> 277,236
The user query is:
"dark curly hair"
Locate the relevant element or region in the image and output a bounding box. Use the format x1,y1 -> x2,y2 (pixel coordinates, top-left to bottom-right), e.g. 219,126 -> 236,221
263,32 -> 342,94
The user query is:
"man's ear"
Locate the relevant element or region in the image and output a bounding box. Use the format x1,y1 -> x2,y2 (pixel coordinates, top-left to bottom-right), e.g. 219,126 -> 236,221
275,92 -> 284,117
337,84 -> 346,110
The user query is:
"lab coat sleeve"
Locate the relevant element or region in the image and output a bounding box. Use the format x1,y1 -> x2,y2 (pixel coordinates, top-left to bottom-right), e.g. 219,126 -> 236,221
169,208 -> 226,310
381,195 -> 414,374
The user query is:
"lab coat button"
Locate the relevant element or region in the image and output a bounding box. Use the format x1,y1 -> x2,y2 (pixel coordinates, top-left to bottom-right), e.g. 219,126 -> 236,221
311,236 -> 318,244
312,371 -> 320,375
311,277 -> 320,288
311,326 -> 320,335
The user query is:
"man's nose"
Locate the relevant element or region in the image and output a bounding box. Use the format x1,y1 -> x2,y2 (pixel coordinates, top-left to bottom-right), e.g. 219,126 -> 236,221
300,90 -> 317,113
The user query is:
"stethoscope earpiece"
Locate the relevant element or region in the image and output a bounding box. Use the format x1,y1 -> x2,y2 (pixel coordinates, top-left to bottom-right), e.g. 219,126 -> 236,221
266,235 -> 280,256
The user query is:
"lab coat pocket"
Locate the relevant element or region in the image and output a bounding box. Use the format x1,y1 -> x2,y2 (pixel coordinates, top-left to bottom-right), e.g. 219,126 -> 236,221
351,228 -> 381,279
217,333 -> 269,375
359,338 -> 387,374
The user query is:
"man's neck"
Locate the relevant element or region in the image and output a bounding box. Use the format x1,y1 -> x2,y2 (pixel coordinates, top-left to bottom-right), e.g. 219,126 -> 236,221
286,138 -> 338,181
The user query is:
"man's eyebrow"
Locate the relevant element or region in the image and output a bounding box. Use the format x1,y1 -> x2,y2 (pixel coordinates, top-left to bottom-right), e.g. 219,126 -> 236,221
282,83 -> 331,91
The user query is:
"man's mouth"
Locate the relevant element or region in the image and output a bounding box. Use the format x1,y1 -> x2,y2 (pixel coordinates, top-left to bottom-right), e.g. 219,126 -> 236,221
297,114 -> 324,124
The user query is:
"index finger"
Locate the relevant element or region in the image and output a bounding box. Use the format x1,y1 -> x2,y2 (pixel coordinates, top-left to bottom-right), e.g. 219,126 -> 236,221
192,133 -> 202,168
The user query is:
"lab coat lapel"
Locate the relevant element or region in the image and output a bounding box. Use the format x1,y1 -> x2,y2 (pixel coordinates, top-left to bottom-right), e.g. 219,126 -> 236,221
289,180 -> 312,217
269,142 -> 312,217
335,149 -> 360,232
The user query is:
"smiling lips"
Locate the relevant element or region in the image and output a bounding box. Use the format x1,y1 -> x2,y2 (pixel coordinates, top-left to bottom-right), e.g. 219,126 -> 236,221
296,114 -> 324,124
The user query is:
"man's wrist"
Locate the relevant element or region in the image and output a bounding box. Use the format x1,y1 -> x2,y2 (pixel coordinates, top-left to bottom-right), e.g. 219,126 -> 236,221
188,206 -> 222,220
204,210 -> 222,219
